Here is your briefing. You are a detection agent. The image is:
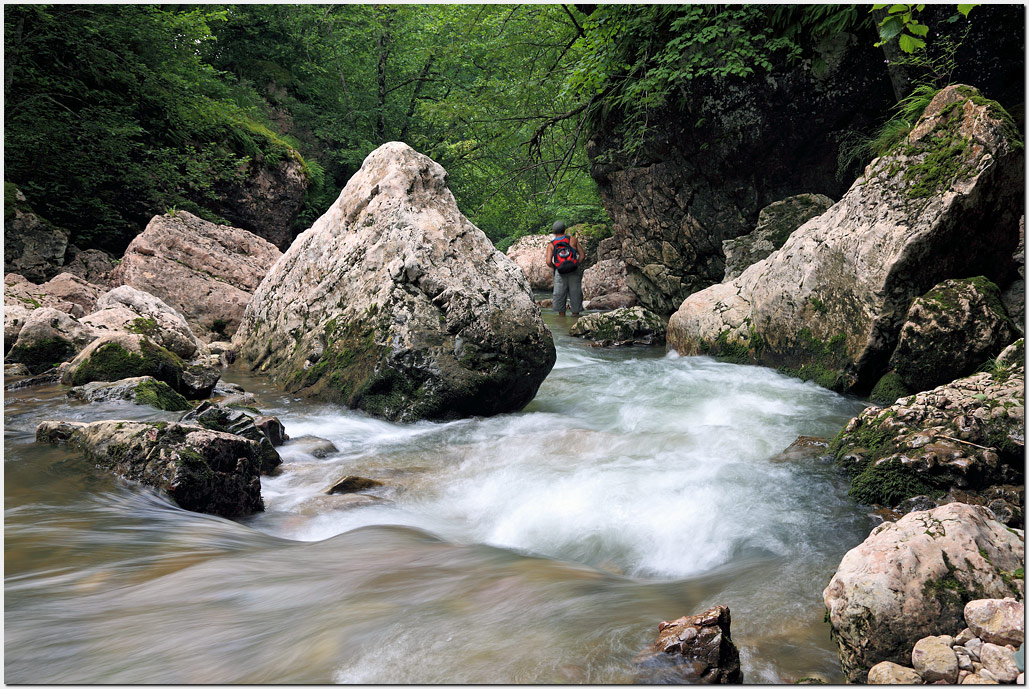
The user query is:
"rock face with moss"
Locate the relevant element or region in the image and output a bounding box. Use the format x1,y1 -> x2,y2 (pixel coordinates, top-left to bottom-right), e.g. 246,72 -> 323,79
62,333 -> 219,399
234,142 -> 555,422
4,186 -> 69,283
889,277 -> 1017,392
829,339 -> 1024,509
569,306 -> 665,346
666,85 -> 1024,393
68,376 -> 192,412
35,420 -> 263,517
721,194 -> 833,281
110,211 -> 282,341
823,502 -> 1024,682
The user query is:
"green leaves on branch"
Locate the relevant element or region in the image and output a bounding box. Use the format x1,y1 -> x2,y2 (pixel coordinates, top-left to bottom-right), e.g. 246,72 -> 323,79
873,3 -> 978,53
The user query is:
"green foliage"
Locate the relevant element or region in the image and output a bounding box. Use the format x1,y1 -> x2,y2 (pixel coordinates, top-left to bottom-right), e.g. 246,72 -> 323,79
872,4 -> 978,54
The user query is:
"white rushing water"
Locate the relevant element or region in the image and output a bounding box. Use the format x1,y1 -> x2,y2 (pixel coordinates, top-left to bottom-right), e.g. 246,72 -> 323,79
4,314 -> 873,684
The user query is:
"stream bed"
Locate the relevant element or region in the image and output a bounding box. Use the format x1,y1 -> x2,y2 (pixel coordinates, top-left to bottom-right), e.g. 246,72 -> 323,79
5,312 -> 873,683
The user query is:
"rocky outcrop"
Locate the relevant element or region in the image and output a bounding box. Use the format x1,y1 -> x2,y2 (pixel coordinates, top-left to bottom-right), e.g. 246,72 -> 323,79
180,402 -> 282,475
68,376 -> 192,412
4,272 -> 103,351
61,246 -> 116,287
207,155 -> 309,250
506,234 -> 555,290
866,598 -> 1025,685
632,605 -> 743,683
721,194 -> 833,281
586,25 -> 898,315
1000,216 -> 1024,333
110,211 -> 282,341
823,503 -> 1024,682
233,142 -> 555,422
36,420 -> 263,517
581,258 -> 635,312
569,306 -> 665,346
889,277 -> 1017,393
829,342 -> 1024,509
667,85 -> 1024,393
4,186 -> 69,283
62,333 -> 219,399
5,307 -> 98,373
84,285 -> 204,360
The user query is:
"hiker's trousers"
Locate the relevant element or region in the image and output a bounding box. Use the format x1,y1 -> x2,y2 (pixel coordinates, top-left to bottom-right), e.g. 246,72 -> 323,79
553,266 -> 583,314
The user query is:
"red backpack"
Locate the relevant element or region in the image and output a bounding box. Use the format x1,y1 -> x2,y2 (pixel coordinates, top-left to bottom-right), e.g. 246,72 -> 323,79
551,235 -> 579,274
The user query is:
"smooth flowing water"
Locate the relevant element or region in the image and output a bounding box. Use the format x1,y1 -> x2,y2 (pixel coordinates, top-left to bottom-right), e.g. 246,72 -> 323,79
5,312 -> 873,684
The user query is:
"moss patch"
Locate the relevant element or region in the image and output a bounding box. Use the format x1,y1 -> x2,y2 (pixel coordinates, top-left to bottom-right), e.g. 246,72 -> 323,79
71,340 -> 185,391
869,372 -> 912,406
6,336 -> 77,374
778,329 -> 850,391
134,379 -> 192,412
849,458 -> 946,507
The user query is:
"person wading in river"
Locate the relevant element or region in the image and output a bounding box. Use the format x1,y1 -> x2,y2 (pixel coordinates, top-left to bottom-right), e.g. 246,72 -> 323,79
545,221 -> 584,317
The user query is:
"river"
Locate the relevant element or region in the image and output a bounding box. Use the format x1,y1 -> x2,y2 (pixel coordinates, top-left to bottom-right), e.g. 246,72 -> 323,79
4,311 -> 873,683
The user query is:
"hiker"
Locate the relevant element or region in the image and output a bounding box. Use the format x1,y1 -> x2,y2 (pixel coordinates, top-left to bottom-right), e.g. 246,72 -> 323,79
545,220 -> 584,316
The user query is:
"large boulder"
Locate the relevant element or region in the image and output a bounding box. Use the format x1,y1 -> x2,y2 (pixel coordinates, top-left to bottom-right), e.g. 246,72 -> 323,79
829,343 -> 1024,508
4,186 -> 69,283
206,155 -> 309,250
83,285 -> 204,360
233,142 -> 556,422
36,420 -> 263,517
582,258 -> 633,304
5,307 -> 98,374
110,211 -> 282,341
823,503 -> 1024,682
889,277 -> 1017,393
506,234 -> 555,290
721,194 -> 834,282
667,85 -> 1024,393
632,605 -> 743,683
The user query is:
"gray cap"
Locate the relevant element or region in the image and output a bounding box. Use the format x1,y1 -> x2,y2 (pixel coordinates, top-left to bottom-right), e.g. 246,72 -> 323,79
551,221 -> 567,234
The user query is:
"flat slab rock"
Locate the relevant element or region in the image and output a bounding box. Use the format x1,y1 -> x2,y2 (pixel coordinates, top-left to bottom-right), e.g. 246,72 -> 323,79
36,420 -> 264,517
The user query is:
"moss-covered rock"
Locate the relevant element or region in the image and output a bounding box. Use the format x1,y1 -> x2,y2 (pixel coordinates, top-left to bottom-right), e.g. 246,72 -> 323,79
35,420 -> 263,517
5,336 -> 77,375
890,277 -> 1017,393
68,375 -> 192,412
869,371 -> 913,406
569,306 -> 666,345
830,359 -> 1024,509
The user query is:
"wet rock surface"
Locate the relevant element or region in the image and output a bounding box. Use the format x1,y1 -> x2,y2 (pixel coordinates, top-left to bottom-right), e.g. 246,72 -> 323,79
68,376 -> 192,412
35,420 -> 264,517
181,401 -> 283,475
632,605 -> 743,683
569,306 -> 666,346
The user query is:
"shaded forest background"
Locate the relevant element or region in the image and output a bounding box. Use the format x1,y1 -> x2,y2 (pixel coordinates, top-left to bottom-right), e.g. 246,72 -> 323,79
4,4 -> 1022,255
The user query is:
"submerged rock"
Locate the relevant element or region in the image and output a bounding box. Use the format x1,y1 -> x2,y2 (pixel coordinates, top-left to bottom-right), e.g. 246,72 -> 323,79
68,376 -> 192,412
110,211 -> 282,341
234,142 -> 555,422
569,306 -> 665,346
667,85 -> 1024,393
890,277 -> 1017,393
721,194 -> 833,282
326,475 -> 384,495
36,420 -> 264,517
288,435 -> 339,459
632,605 -> 743,683
823,503 -> 1024,682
